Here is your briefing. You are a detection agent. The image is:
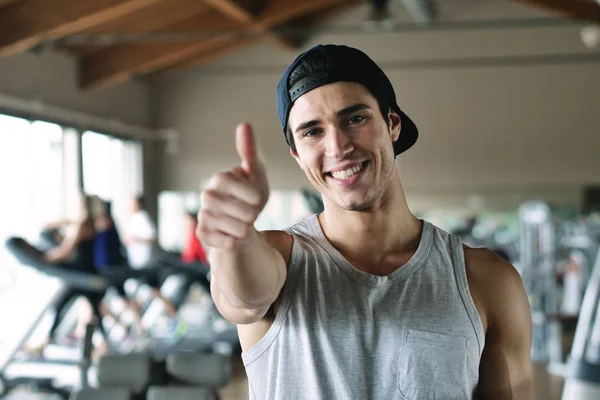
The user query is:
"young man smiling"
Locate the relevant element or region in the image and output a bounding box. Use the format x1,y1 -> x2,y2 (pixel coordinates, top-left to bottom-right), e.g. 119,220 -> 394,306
197,44 -> 534,399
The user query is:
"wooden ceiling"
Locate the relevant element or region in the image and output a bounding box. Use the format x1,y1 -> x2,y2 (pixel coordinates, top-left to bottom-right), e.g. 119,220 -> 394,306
513,0 -> 600,22
0,0 -> 598,91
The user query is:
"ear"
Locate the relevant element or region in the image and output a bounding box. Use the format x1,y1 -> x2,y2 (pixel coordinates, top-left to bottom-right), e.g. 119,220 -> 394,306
290,148 -> 304,168
388,110 -> 401,142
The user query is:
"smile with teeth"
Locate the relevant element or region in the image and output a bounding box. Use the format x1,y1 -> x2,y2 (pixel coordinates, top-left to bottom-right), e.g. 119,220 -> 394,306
330,162 -> 366,180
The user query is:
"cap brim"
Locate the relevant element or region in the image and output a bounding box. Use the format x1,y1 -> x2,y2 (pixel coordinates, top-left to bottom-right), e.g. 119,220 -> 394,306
393,108 -> 418,156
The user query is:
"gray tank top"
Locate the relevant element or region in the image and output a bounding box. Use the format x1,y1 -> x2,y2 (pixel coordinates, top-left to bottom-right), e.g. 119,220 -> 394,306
242,215 -> 485,399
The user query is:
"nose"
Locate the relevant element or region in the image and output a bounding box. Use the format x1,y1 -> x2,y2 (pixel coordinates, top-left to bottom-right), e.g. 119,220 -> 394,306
324,127 -> 353,159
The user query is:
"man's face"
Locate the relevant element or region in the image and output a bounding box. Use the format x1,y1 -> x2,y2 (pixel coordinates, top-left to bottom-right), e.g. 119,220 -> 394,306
288,82 -> 401,211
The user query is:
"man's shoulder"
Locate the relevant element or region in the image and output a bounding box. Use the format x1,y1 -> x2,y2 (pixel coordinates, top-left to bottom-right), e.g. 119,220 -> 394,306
463,245 -> 527,328
462,245 -> 521,285
259,214 -> 321,265
261,230 -> 293,265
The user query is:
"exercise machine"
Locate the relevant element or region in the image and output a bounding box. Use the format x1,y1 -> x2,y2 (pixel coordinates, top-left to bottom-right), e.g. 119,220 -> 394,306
1,237 -> 159,397
518,200 -> 560,363
70,351 -> 231,400
131,252 -> 240,357
562,246 -> 600,399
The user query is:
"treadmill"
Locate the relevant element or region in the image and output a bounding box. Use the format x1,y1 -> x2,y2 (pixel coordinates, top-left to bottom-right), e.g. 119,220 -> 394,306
1,237 -> 159,399
0,283 -> 74,399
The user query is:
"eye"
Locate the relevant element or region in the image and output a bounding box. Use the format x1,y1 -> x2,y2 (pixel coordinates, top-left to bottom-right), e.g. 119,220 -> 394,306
303,129 -> 320,137
347,115 -> 365,125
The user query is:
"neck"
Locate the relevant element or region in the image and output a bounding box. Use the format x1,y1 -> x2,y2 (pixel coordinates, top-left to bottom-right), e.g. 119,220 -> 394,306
318,174 -> 421,261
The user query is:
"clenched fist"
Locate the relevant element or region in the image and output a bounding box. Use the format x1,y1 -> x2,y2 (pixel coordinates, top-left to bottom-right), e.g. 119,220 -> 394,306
197,123 -> 270,250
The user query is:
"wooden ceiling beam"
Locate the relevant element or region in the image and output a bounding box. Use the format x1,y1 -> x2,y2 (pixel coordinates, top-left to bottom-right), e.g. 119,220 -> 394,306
286,0 -> 363,28
64,0 -> 210,57
79,0 -> 355,90
153,0 -> 362,75
79,0 -> 210,35
0,0 -> 166,57
0,0 -> 21,7
80,34 -> 239,90
256,0 -> 354,29
79,10 -> 242,91
203,0 -> 300,50
169,35 -> 261,72
203,0 -> 257,25
509,0 -> 600,22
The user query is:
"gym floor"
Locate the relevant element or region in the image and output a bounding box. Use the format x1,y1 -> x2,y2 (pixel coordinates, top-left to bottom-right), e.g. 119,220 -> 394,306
217,360 -> 564,399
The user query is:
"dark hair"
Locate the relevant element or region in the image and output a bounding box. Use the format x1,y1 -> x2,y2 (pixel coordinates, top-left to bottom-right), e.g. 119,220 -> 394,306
285,53 -> 391,153
104,200 -> 113,216
83,194 -> 94,219
135,195 -> 145,208
185,211 -> 198,219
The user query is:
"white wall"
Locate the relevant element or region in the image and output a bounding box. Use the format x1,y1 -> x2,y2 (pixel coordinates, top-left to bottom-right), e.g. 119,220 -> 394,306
152,0 -> 600,211
0,49 -> 152,127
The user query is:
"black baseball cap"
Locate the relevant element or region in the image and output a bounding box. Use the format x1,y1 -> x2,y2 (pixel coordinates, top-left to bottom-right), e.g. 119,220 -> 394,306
276,44 -> 418,156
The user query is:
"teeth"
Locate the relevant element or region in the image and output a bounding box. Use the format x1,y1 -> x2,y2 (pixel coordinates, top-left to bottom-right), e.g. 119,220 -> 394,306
331,162 -> 364,180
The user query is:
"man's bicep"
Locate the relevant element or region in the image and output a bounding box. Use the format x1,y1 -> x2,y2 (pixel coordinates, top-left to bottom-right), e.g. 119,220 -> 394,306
476,261 -> 534,399
477,327 -> 533,399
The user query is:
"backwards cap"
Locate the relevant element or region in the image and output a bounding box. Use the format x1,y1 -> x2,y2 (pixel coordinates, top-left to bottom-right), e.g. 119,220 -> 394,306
276,44 -> 418,156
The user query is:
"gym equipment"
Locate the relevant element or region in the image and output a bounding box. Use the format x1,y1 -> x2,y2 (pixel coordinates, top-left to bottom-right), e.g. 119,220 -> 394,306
0,321 -> 96,399
1,237 -> 160,398
158,253 -> 211,309
562,246 -> 600,399
97,354 -> 153,393
70,353 -> 153,400
70,388 -> 131,400
6,237 -> 110,293
518,201 -> 560,362
147,353 -> 231,400
147,386 -> 212,400
38,228 -> 62,252
0,284 -> 73,399
165,352 -> 231,388
5,236 -> 166,340
132,253 -> 240,357
70,352 -> 231,400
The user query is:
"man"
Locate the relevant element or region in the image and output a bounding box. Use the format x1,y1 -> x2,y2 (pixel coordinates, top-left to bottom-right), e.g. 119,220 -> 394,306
124,195 -> 176,317
124,195 -> 157,269
197,44 -> 534,399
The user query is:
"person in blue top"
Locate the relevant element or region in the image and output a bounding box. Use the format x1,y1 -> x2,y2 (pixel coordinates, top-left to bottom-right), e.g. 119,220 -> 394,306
93,199 -> 126,268
90,198 -> 144,337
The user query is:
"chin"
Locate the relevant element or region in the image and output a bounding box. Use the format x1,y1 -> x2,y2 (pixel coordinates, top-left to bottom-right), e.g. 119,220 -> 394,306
337,193 -> 376,212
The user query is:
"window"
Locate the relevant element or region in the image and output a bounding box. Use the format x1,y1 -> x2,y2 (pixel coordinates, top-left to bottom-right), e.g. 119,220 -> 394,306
0,118 -> 144,366
82,130 -> 143,232
0,115 -> 74,361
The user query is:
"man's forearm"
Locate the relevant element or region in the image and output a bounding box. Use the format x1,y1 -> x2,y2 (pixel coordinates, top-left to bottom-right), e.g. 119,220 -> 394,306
209,229 -> 285,311
474,380 -> 534,400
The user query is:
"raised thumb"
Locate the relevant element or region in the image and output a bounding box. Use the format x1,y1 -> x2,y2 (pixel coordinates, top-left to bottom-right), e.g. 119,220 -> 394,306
235,122 -> 261,176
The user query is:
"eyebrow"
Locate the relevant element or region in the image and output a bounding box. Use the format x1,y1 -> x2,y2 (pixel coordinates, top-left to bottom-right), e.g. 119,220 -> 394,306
293,103 -> 371,134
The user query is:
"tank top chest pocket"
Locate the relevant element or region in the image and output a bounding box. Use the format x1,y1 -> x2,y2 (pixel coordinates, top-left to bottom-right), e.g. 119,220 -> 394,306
397,328 -> 469,400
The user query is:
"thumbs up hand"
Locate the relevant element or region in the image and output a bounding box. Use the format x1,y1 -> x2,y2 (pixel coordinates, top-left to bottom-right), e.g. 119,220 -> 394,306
197,123 -> 270,250
236,122 -> 270,198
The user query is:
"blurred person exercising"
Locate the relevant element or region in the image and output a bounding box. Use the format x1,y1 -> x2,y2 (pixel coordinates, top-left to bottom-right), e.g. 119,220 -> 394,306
91,198 -> 144,335
124,195 -> 176,317
22,194 -> 99,355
